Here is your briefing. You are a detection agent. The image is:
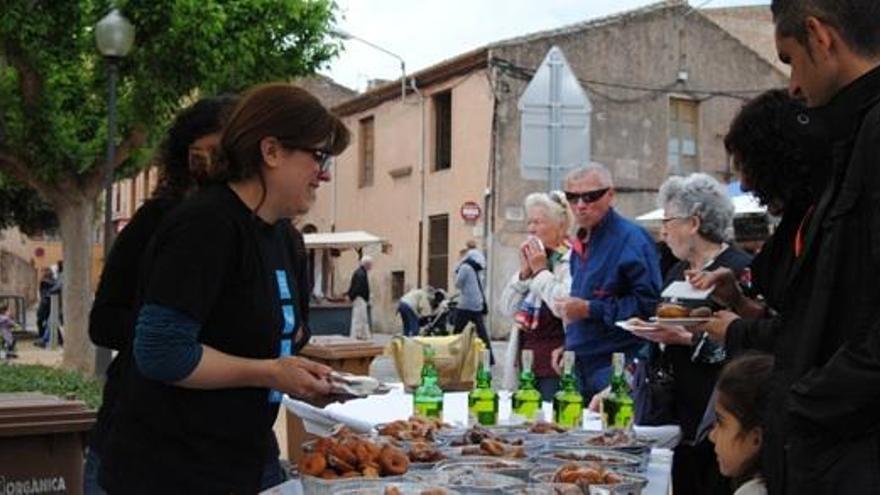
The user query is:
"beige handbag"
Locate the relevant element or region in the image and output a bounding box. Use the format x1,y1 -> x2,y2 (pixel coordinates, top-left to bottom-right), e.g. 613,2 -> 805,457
389,325 -> 485,391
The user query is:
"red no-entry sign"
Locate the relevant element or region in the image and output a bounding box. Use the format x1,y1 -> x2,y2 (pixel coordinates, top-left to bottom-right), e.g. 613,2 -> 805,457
460,201 -> 482,222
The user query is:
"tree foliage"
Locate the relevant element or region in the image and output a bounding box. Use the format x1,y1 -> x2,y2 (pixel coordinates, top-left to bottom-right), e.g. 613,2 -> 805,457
0,175 -> 58,235
0,0 -> 342,211
0,0 -> 343,372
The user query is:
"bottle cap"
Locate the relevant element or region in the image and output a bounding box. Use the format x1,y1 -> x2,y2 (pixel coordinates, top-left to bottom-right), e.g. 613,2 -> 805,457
612,352 -> 624,371
521,349 -> 533,371
563,351 -> 575,373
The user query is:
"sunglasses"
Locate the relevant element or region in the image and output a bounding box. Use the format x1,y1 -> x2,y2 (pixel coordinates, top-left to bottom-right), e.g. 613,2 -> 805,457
301,147 -> 333,173
564,187 -> 610,204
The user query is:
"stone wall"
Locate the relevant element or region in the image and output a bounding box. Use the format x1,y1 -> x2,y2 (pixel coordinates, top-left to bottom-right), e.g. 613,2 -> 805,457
485,3 -> 788,335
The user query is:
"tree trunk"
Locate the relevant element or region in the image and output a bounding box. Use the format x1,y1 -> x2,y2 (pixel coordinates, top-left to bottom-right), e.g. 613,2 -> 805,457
55,198 -> 96,374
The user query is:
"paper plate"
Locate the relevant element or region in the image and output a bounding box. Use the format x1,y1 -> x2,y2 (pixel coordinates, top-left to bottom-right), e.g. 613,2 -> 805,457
648,317 -> 710,327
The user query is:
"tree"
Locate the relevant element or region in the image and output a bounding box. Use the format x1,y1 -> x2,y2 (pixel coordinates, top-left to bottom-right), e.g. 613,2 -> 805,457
0,0 -> 342,373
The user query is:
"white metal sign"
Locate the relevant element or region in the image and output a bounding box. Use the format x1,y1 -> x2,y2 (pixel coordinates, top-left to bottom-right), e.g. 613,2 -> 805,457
518,46 -> 592,190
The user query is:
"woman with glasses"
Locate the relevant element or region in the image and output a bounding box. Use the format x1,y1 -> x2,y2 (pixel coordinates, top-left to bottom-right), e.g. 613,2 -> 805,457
99,83 -> 350,494
630,172 -> 751,495
500,191 -> 572,401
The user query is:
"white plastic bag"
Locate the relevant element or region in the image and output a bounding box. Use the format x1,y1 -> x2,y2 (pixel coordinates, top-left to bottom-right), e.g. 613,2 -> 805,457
501,326 -> 520,390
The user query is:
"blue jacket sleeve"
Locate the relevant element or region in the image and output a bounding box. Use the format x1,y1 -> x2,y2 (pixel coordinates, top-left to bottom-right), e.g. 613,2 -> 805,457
588,235 -> 662,327
134,303 -> 204,383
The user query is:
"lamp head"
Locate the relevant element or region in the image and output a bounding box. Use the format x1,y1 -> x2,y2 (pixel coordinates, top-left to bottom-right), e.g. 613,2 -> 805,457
329,27 -> 352,40
96,9 -> 135,58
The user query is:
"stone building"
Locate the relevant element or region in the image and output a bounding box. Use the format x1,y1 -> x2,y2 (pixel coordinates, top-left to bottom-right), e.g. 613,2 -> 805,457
302,0 -> 788,335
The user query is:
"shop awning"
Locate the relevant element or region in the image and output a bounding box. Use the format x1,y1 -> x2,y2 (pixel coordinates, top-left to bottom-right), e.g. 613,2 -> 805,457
636,193 -> 766,222
303,231 -> 388,250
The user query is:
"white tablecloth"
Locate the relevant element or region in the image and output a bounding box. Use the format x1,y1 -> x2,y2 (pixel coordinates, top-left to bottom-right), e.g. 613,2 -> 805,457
281,385 -> 678,495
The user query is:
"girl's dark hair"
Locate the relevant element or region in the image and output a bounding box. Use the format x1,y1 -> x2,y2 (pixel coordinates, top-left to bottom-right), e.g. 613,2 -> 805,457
215,83 -> 350,184
724,89 -> 813,211
717,353 -> 775,437
152,95 -> 239,200
716,353 -> 774,483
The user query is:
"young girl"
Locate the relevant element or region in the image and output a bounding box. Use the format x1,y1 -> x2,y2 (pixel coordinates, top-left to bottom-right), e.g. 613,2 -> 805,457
710,353 -> 774,495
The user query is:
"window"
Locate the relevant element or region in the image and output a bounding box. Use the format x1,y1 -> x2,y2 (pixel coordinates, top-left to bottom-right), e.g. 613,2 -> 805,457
668,98 -> 699,174
391,271 -> 405,301
359,117 -> 375,187
433,91 -> 452,171
428,214 -> 449,290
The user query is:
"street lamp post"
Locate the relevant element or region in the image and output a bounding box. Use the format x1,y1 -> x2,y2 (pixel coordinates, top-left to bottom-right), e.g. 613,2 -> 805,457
94,8 -> 134,378
331,28 -> 407,101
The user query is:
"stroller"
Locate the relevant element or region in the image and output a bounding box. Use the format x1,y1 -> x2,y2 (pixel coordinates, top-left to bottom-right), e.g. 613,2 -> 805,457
419,291 -> 458,337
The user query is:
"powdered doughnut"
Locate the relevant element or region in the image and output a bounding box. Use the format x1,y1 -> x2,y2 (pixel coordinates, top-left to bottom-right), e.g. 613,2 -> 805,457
329,443 -> 359,469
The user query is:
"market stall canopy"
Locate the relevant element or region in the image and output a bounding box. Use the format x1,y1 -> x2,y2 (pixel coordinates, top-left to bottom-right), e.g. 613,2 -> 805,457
303,230 -> 388,250
636,193 -> 766,222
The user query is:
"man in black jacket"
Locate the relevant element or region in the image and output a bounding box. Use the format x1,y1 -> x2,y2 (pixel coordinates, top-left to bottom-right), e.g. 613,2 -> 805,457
767,1 -> 880,493
347,255 -> 373,339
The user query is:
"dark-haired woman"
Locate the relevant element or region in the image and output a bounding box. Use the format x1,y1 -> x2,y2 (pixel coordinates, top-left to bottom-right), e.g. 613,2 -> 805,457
99,83 -> 350,494
689,89 -> 821,354
687,89 -> 826,495
85,95 -> 238,495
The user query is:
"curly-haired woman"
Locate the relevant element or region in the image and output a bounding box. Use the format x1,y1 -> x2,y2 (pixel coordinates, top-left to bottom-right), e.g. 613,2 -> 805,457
689,89 -> 822,354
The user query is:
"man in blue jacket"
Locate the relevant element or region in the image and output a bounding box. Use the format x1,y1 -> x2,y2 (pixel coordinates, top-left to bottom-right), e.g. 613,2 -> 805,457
554,163 -> 662,400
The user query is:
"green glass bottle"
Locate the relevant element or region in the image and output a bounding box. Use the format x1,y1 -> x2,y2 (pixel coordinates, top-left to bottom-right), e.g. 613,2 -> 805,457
512,350 -> 542,421
601,352 -> 635,430
468,349 -> 498,425
413,344 -> 444,419
553,351 -> 584,428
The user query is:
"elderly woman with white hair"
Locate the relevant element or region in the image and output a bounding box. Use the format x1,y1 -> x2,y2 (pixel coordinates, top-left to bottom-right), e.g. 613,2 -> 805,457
500,191 -> 572,401
630,172 -> 752,495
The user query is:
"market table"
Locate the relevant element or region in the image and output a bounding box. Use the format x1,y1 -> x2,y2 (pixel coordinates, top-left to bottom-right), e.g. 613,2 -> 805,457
277,385 -> 678,494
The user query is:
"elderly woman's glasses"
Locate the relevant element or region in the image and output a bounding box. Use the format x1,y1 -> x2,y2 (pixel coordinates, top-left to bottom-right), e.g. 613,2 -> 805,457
661,216 -> 692,224
564,187 -> 610,204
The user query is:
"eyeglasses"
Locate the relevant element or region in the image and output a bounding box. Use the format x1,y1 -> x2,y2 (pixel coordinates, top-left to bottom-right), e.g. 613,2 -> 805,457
564,188 -> 610,205
301,147 -> 333,173
660,216 -> 692,224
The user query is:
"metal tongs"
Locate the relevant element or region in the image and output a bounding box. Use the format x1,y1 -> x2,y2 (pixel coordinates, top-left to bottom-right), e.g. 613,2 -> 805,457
328,371 -> 383,397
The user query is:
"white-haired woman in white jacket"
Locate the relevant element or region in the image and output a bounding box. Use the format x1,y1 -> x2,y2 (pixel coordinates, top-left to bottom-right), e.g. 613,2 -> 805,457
500,191 -> 572,401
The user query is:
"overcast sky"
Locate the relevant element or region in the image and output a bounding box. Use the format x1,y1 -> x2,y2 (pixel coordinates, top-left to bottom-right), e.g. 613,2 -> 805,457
322,0 -> 770,91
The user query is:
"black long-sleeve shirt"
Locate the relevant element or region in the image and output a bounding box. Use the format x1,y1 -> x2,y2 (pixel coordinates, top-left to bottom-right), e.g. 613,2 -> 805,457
347,265 -> 370,302
90,197 -> 177,351
88,197 -> 178,455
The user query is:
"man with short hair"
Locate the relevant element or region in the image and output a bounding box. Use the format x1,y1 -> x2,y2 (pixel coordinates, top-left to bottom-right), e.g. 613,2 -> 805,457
765,1 -> 880,492
554,163 -> 662,401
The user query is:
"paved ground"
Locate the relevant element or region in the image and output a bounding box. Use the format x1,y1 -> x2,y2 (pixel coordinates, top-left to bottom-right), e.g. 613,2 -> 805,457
7,329 -> 63,367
